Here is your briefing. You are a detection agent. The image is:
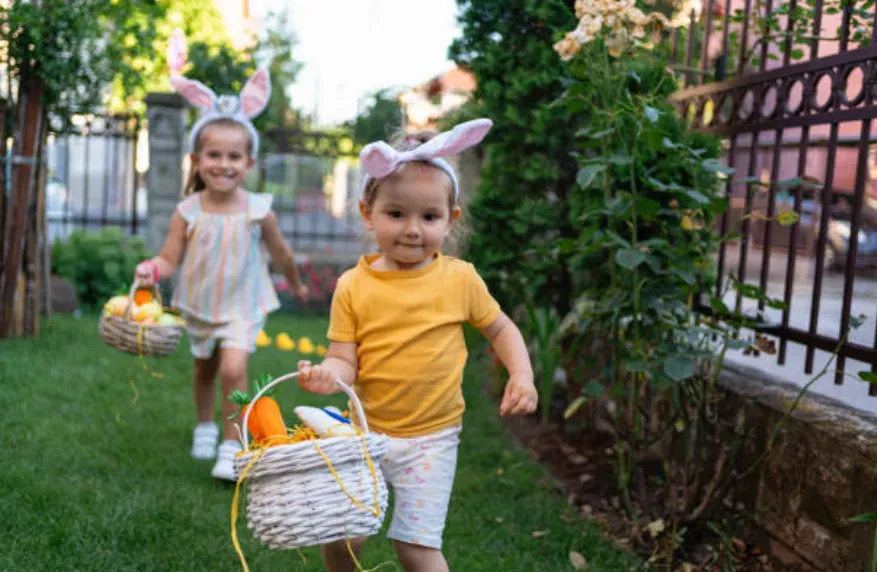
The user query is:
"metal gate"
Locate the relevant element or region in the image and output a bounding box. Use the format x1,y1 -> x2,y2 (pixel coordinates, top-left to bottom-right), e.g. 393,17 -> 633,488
668,1 -> 877,394
256,127 -> 363,256
44,114 -> 145,243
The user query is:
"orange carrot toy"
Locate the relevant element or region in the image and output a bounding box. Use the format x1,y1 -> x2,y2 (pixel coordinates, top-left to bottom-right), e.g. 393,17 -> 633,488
229,374 -> 287,446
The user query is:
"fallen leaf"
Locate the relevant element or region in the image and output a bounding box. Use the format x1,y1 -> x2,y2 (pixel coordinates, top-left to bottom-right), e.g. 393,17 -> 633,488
568,454 -> 588,465
754,334 -> 777,355
496,468 -> 504,477
564,396 -> 588,419
494,517 -> 504,523
680,564 -> 695,572
569,551 -> 588,569
645,518 -> 666,538
567,493 -> 578,506
560,444 -> 577,455
579,474 -> 594,485
532,530 -> 550,538
732,537 -> 746,552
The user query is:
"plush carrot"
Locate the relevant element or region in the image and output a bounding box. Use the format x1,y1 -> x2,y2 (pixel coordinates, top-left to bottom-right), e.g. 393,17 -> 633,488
229,374 -> 287,446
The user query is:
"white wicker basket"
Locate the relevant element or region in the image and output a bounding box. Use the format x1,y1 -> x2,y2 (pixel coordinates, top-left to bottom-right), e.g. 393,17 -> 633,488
233,373 -> 389,550
99,280 -> 183,357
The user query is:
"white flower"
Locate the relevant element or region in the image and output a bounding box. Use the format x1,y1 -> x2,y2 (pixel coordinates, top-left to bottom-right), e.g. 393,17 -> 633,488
555,0 -> 683,60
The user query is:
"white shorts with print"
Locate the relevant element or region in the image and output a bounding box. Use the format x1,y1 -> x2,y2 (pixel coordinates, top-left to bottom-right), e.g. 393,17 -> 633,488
380,425 -> 461,550
184,315 -> 265,359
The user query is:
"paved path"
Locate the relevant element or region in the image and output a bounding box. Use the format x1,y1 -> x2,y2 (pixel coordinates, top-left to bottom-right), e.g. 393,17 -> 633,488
716,246 -> 877,413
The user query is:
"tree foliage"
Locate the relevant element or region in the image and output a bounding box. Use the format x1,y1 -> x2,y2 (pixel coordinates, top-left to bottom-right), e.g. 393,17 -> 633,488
0,1 -> 302,129
348,89 -> 405,146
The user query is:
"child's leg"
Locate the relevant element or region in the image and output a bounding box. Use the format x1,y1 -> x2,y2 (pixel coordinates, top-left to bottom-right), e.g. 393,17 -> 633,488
392,541 -> 449,572
188,319 -> 221,460
218,347 -> 249,441
193,350 -> 221,423
382,426 -> 461,572
210,346 -> 249,481
321,537 -> 367,572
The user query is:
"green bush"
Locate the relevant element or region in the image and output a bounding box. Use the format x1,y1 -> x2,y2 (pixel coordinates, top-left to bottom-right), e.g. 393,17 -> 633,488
51,228 -> 153,308
449,0 -> 579,317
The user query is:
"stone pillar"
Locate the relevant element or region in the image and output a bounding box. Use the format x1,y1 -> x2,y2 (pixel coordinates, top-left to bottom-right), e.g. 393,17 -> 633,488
144,93 -> 187,253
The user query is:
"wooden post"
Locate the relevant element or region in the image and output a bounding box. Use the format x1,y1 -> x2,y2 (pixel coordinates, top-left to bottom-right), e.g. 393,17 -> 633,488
40,132 -> 51,322
0,99 -> 8,276
24,113 -> 48,335
0,62 -> 45,338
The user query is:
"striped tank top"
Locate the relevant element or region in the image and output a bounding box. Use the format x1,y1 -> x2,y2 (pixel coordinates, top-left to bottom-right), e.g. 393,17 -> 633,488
171,192 -> 280,324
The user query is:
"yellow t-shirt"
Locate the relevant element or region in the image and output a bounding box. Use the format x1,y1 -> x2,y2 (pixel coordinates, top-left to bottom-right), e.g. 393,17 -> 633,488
328,253 -> 501,438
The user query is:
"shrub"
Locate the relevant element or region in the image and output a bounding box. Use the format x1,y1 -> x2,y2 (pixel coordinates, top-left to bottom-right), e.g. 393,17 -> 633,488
51,228 -> 152,308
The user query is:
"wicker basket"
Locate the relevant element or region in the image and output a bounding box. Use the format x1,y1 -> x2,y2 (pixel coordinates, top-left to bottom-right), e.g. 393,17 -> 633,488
98,280 -> 183,357
234,373 -> 389,550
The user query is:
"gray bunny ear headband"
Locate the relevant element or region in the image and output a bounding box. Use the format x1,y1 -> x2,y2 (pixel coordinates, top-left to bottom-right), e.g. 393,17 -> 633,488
359,118 -> 493,200
170,67 -> 271,158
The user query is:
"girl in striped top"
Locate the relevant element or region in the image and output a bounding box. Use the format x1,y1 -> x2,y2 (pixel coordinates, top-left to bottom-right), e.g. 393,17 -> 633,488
134,69 -> 309,481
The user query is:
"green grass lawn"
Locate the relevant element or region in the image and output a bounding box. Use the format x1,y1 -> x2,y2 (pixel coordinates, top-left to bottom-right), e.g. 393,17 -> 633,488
0,313 -> 637,571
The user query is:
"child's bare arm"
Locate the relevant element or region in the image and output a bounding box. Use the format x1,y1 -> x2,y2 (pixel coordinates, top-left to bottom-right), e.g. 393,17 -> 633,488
260,211 -> 308,301
135,212 -> 187,284
480,311 -> 538,416
298,341 -> 358,395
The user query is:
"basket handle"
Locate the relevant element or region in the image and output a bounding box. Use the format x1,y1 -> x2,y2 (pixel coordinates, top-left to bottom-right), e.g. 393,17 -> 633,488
240,373 -> 369,451
123,279 -> 163,320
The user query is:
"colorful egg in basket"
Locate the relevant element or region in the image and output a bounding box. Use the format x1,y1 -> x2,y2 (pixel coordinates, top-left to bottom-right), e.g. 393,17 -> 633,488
99,280 -> 183,357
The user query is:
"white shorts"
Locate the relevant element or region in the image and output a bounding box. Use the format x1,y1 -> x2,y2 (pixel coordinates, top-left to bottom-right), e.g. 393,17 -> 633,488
380,425 -> 461,550
184,315 -> 265,360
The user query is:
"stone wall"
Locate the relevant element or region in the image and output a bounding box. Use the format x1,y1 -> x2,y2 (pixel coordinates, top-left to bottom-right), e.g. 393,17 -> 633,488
717,362 -> 877,570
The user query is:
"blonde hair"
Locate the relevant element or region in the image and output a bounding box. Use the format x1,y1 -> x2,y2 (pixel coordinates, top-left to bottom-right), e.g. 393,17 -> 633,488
360,128 -> 471,257
183,118 -> 255,196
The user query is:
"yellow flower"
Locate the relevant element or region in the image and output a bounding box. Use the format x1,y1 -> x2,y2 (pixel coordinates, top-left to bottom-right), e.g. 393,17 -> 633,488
276,333 -> 296,351
316,345 -> 327,357
298,337 -> 315,355
255,330 -> 272,348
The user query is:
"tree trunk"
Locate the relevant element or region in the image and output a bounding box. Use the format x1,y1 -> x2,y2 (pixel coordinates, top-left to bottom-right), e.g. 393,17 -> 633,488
24,113 -> 48,335
0,61 -> 46,338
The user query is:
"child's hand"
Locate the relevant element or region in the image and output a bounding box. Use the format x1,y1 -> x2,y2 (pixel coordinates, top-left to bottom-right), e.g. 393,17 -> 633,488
293,283 -> 310,303
499,373 -> 538,417
297,360 -> 337,395
134,260 -> 158,286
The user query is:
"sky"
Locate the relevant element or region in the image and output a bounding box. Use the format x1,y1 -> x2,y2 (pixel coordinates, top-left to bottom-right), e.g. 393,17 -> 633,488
251,0 -> 463,127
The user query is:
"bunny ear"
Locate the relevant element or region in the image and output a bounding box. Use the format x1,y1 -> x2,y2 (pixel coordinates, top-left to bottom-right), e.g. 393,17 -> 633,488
167,28 -> 188,76
170,76 -> 216,112
412,118 -> 493,160
240,67 -> 271,118
360,141 -> 399,179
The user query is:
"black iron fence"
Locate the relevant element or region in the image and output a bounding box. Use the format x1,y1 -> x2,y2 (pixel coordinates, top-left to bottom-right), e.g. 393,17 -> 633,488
668,0 -> 877,394
256,127 -> 364,256
44,114 -> 145,243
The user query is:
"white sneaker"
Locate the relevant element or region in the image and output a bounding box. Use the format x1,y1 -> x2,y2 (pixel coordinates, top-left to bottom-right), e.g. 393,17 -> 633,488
191,422 -> 219,460
211,440 -> 242,482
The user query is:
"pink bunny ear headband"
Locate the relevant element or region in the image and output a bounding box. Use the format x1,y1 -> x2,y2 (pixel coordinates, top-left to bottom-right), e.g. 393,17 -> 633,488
170,67 -> 271,157
359,118 -> 493,200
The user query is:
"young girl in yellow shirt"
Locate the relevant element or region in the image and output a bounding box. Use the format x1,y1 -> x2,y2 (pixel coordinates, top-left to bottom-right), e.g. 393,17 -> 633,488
297,118 -> 537,572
